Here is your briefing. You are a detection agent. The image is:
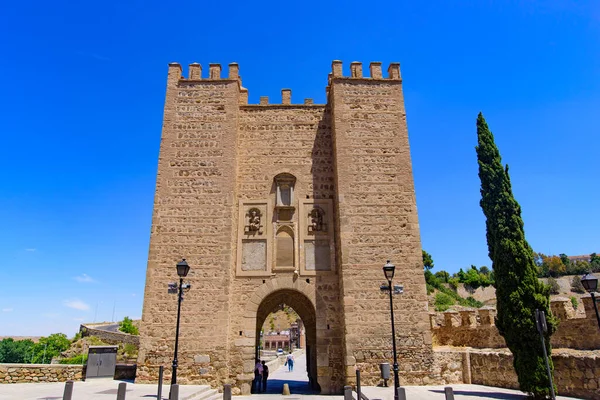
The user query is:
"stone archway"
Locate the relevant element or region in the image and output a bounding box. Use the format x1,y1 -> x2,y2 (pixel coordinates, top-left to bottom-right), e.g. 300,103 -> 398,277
241,277 -> 325,394
255,288 -> 318,391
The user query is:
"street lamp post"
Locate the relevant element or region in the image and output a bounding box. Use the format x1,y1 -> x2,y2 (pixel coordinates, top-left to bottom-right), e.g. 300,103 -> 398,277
383,260 -> 400,400
171,258 -> 191,386
581,273 -> 600,330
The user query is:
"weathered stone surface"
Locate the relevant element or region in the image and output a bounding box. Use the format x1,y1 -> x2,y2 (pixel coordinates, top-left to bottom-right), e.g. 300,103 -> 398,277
431,297 -> 600,350
137,61 -> 431,394
0,364 -> 83,383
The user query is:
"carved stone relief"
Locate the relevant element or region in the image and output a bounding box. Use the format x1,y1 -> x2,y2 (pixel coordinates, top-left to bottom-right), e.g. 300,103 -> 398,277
245,207 -> 263,234
308,207 -> 327,233
237,200 -> 271,276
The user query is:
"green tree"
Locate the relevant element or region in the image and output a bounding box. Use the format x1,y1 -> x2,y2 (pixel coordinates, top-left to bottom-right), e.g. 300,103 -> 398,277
591,253 -> 600,272
0,338 -> 35,363
422,250 -> 434,270
559,253 -> 570,269
434,270 -> 450,283
30,334 -> 71,364
119,317 -> 140,335
476,112 -> 555,398
544,255 -> 566,277
464,266 -> 482,292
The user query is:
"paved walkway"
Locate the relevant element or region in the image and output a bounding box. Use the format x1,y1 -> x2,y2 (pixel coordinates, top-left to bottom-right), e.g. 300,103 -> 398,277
246,354 -> 580,400
257,353 -> 315,395
0,378 -> 214,400
0,355 -> 582,400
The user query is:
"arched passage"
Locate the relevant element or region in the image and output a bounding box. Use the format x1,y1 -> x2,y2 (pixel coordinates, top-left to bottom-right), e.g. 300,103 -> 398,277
255,288 -> 319,392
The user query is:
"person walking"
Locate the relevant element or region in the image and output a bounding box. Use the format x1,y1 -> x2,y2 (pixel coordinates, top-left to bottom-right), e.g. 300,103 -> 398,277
252,359 -> 263,393
286,352 -> 294,372
261,360 -> 269,392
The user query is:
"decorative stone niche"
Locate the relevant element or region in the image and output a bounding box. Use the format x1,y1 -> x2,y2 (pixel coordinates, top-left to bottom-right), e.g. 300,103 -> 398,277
275,225 -> 295,270
299,200 -> 335,275
236,200 -> 272,276
274,173 -> 296,221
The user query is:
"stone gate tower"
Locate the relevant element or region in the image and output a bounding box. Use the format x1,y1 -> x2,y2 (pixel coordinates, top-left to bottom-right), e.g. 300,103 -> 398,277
137,60 -> 433,394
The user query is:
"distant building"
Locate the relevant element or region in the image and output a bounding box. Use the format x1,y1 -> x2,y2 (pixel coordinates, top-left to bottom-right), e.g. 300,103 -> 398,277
568,254 -> 593,263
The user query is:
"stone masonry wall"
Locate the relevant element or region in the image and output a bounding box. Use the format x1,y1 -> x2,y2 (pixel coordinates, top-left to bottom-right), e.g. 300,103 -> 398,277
0,364 -> 83,383
137,63 -> 240,386
431,296 -> 600,350
329,61 -> 433,386
0,364 -> 135,384
80,324 -> 140,347
138,61 -> 432,393
469,349 -> 600,400
225,103 -> 344,394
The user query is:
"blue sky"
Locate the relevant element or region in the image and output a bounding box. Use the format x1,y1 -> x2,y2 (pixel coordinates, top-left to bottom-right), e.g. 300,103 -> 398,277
0,0 -> 598,336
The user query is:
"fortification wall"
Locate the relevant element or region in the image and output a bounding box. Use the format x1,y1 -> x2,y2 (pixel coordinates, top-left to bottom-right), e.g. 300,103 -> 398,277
80,325 -> 139,347
431,296 -> 600,350
139,60 -> 432,392
137,63 -> 241,386
329,61 -> 433,385
469,349 -> 600,400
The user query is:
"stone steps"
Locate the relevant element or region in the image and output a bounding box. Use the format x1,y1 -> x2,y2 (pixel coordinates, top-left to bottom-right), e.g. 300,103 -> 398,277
183,385 -> 221,400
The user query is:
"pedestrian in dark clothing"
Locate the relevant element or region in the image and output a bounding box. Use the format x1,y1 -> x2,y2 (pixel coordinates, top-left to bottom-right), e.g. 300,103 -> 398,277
261,360 -> 269,392
252,359 -> 263,393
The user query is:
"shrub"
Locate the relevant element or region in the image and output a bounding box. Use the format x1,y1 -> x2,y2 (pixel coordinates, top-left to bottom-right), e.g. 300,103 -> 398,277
426,283 -> 435,295
571,276 -> 585,294
434,292 -> 455,312
71,332 -> 82,343
119,317 -> 139,335
60,354 -> 87,364
123,343 -> 138,358
448,278 -> 459,291
547,277 -> 560,295
461,296 -> 484,308
570,296 -> 578,310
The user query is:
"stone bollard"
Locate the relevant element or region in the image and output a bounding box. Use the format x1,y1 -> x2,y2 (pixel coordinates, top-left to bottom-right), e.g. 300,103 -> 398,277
282,383 -> 291,395
169,384 -> 179,400
444,386 -> 455,400
397,387 -> 407,400
117,382 -> 127,400
344,385 -> 353,400
62,380 -> 74,400
223,384 -> 232,400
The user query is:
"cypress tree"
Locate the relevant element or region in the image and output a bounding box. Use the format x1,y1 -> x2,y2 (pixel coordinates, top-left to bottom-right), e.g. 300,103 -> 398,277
476,112 -> 556,398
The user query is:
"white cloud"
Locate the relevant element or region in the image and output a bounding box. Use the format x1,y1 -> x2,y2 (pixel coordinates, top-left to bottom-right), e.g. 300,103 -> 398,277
63,299 -> 90,311
74,274 -> 95,283
25,248 -> 36,252
2,308 -> 13,312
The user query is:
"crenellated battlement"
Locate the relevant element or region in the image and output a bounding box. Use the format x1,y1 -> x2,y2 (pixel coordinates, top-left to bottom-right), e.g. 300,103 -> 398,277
431,296 -> 600,350
168,62 -> 242,81
330,60 -> 402,80
168,60 -> 402,106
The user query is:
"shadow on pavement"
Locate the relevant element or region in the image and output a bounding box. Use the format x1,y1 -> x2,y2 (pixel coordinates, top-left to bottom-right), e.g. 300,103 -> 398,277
429,389 -> 527,399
